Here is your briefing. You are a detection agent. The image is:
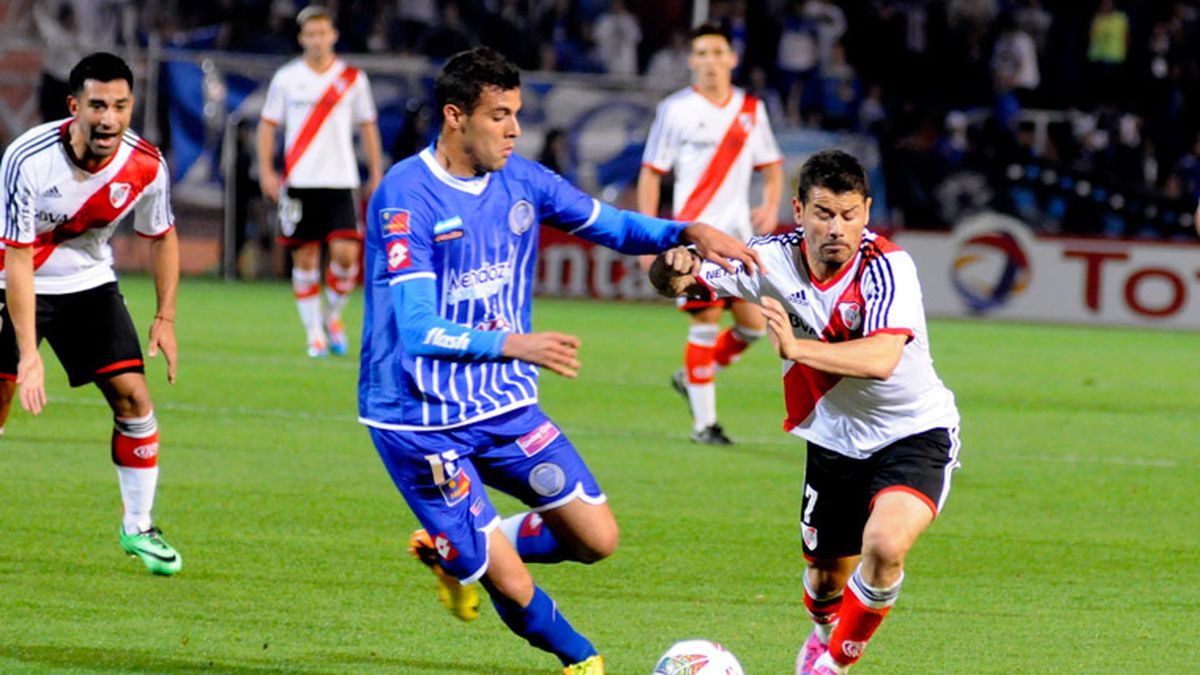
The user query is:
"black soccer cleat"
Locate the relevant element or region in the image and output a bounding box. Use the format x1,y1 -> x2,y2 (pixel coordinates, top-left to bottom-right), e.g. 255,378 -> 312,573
670,368 -> 693,415
691,423 -> 733,446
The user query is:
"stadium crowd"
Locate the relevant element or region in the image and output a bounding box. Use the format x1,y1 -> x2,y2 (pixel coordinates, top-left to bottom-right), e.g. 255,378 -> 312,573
21,0 -> 1200,237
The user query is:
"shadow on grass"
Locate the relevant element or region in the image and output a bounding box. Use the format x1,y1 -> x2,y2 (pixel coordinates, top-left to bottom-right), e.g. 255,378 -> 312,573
0,645 -> 535,674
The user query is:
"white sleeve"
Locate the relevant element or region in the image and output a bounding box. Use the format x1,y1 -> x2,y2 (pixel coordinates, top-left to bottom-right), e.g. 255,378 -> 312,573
134,158 -> 176,238
862,251 -> 921,337
260,70 -> 285,124
695,258 -> 760,301
641,99 -> 677,173
352,70 -> 377,124
0,147 -> 37,246
750,99 -> 783,167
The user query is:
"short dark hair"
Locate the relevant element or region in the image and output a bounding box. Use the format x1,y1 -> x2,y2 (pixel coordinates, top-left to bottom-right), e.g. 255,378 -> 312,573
797,149 -> 869,203
689,21 -> 733,47
68,52 -> 133,95
435,47 -> 521,115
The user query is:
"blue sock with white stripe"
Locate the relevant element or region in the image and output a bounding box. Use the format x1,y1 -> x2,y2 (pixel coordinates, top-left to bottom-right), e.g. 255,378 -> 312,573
487,584 -> 596,666
499,512 -> 569,563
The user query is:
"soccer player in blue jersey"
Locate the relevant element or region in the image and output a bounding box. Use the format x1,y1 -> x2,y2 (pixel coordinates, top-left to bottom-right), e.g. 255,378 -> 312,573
358,47 -> 762,674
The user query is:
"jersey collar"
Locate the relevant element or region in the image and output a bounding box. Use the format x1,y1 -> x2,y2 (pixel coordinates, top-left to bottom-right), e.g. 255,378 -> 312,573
419,145 -> 491,196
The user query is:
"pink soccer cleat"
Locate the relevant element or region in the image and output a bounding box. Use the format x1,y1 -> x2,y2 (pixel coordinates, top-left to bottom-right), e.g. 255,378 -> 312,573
796,630 -> 829,675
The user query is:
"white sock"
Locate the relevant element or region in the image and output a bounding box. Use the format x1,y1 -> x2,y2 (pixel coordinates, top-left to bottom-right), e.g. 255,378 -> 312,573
498,512 -> 530,545
688,382 -> 717,431
118,466 -> 159,534
292,267 -> 324,339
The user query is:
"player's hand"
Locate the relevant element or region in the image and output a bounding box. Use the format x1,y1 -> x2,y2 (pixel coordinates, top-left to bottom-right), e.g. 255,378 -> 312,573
16,351 -> 46,415
681,222 -> 766,276
751,204 -> 777,235
761,296 -> 799,362
661,246 -> 701,276
260,170 -> 281,204
501,332 -> 581,378
148,317 -> 178,384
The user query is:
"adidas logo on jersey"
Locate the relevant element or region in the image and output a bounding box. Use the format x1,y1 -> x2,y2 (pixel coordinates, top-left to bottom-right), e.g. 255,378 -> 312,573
41,186 -> 62,198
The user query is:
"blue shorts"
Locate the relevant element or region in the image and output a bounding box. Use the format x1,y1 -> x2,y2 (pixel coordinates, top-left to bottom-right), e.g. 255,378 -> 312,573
368,404 -> 605,583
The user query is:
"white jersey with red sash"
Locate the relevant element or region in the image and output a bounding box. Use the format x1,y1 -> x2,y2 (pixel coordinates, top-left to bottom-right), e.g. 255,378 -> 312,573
0,119 -> 174,295
642,86 -> 782,241
694,229 -> 959,458
260,58 -> 377,189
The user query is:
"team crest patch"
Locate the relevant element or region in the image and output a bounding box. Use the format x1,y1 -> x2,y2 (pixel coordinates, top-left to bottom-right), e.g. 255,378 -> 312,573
801,523 -> 818,550
387,239 -> 411,271
516,421 -> 560,457
528,463 -> 566,497
109,182 -> 131,208
380,208 -> 410,236
838,301 -> 862,331
738,112 -> 754,132
508,199 -> 535,235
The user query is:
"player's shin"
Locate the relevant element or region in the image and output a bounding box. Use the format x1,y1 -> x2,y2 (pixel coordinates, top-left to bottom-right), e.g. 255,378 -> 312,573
803,572 -> 843,644
684,324 -> 718,430
827,566 -> 902,666
714,325 -> 764,370
499,512 -> 569,563
292,267 -> 324,337
112,412 -> 159,534
486,583 -> 597,667
324,260 -> 357,320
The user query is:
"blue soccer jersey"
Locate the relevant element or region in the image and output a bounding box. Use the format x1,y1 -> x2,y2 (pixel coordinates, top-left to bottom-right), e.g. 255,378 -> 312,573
358,146 -> 688,430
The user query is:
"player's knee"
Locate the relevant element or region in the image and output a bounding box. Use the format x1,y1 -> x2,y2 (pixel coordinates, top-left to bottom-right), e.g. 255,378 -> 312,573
574,522 -> 619,564
861,529 -> 910,569
486,563 -> 535,605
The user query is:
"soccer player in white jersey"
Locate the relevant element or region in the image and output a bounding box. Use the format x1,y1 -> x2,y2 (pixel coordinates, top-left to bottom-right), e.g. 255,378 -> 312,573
638,22 -> 784,445
0,52 -> 182,575
650,150 -> 961,674
257,5 -> 383,357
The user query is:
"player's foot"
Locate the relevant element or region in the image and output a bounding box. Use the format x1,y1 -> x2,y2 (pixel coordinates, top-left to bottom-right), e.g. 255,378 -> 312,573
669,368 -> 694,417
307,333 -> 328,358
810,652 -> 851,675
326,317 -> 348,356
796,631 -> 829,675
691,423 -> 733,445
408,529 -> 480,622
564,655 -> 604,675
119,526 -> 182,576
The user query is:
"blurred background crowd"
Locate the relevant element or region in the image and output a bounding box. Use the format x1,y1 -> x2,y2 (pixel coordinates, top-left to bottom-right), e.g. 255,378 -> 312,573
8,0 -> 1200,242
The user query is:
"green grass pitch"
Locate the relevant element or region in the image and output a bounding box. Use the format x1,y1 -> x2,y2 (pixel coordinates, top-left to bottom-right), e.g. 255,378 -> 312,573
1,275 -> 1197,673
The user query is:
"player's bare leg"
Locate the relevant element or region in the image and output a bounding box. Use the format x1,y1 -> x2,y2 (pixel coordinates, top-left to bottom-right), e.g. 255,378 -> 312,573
324,237 -> 360,356
0,379 -> 15,436
814,491 -> 934,673
482,527 -> 604,672
97,372 -> 181,575
291,243 -> 326,357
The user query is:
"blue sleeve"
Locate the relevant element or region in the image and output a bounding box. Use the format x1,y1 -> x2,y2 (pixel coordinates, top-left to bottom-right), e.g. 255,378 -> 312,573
532,160 -> 687,254
391,276 -> 508,361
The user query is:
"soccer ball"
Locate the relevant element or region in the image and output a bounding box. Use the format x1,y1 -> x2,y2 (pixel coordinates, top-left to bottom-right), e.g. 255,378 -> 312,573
652,639 -> 744,675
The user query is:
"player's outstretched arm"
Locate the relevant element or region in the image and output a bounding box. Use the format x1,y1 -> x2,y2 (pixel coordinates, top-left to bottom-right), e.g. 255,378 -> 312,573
762,297 -> 906,380
680,222 -> 765,276
147,228 -> 179,384
500,332 -> 582,379
648,246 -> 704,297
4,247 -> 45,415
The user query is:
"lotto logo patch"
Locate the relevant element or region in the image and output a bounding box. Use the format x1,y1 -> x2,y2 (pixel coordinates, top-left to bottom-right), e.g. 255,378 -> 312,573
433,533 -> 459,561
518,513 -> 544,538
387,239 -> 411,271
381,208 -> 410,236
516,421 -> 560,457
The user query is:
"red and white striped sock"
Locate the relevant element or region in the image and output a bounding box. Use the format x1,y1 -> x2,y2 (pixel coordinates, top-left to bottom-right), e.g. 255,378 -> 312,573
828,567 -> 902,666
292,267 -> 323,339
684,324 -> 718,431
324,261 -> 357,322
112,412 -> 159,535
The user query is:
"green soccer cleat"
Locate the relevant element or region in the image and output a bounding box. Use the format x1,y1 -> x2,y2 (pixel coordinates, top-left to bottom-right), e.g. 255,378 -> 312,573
119,526 -> 182,576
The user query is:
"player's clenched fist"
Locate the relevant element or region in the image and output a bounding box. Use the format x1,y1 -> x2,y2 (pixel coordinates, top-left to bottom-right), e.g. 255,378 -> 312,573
501,331 -> 582,378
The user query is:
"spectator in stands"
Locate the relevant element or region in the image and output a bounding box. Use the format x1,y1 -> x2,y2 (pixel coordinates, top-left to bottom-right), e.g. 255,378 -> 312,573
1085,0 -> 1129,106
775,0 -> 821,125
593,0 -> 642,76
803,0 -> 847,71
811,41 -> 860,131
417,2 -> 476,61
992,12 -> 1041,106
645,29 -> 692,90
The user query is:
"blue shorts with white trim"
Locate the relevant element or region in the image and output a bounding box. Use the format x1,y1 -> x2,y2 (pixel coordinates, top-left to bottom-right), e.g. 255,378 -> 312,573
368,404 -> 604,583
